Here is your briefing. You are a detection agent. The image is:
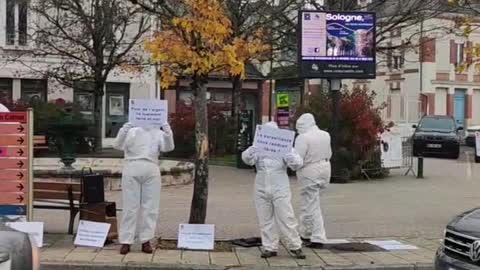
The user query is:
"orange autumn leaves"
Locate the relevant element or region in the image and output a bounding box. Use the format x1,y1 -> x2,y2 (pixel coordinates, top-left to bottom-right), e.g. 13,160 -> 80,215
145,0 -> 270,89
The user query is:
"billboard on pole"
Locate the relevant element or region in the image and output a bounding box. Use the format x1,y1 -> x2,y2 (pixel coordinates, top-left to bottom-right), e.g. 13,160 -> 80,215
299,10 -> 376,79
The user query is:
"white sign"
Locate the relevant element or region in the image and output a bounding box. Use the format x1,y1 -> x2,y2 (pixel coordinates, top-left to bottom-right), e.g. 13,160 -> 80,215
6,222 -> 44,248
476,132 -> 480,157
253,125 -> 295,157
129,99 -> 168,127
366,240 -> 418,250
177,224 -> 215,250
74,220 -> 111,248
380,132 -> 403,168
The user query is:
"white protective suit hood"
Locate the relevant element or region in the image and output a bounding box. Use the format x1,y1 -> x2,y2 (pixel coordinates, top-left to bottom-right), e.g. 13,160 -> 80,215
264,121 -> 279,129
0,103 -> 9,112
296,113 -> 317,134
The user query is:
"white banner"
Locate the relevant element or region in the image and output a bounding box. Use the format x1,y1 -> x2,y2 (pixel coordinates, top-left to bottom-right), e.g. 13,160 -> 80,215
380,132 -> 403,168
177,224 -> 215,250
129,99 -> 168,127
253,125 -> 295,157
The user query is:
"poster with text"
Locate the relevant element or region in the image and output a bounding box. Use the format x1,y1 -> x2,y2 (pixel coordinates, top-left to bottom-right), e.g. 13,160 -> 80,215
299,10 -> 376,78
253,125 -> 295,157
129,99 -> 168,127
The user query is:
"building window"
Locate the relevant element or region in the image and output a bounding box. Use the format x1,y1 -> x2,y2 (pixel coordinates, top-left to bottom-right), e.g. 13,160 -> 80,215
21,79 -> 47,103
6,0 -> 28,46
105,83 -> 129,138
0,79 -> 13,102
74,81 -> 95,119
456,43 -> 465,65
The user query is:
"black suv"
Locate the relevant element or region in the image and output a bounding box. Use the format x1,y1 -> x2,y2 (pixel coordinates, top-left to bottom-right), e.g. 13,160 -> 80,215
436,208 -> 480,270
412,115 -> 463,159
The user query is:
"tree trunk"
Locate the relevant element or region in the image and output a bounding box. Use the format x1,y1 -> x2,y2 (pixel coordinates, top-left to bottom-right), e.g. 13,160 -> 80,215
93,81 -> 104,152
189,75 -> 209,224
231,75 -> 242,153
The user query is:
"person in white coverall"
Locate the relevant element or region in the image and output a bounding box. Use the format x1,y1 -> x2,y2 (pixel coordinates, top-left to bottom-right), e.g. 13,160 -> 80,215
113,122 -> 174,254
0,103 -> 9,112
295,113 -> 332,249
241,121 -> 306,259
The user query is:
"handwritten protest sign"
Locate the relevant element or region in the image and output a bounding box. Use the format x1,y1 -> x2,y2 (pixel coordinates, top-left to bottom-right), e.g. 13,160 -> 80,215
178,224 -> 215,250
253,125 -> 295,157
129,99 -> 168,127
74,220 -> 111,248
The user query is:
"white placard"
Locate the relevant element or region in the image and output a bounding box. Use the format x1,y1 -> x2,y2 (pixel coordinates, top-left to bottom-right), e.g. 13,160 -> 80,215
74,220 -> 111,248
380,132 -> 403,168
6,222 -> 44,248
366,240 -> 418,250
476,132 -> 480,157
177,224 -> 215,250
253,125 -> 295,157
129,99 -> 168,127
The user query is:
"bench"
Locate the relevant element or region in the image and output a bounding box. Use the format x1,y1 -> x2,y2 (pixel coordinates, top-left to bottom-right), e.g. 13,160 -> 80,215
33,182 -> 82,235
34,135 -> 48,152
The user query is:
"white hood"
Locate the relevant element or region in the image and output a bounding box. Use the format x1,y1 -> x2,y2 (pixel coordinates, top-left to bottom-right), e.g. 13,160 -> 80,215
0,103 -> 9,112
296,113 -> 316,134
264,121 -> 279,129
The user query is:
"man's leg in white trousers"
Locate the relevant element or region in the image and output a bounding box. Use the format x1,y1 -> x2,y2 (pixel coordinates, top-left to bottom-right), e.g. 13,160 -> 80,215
299,178 -> 326,242
310,187 -> 327,243
255,193 -> 279,251
273,193 -> 302,250
119,172 -> 141,244
138,173 -> 161,243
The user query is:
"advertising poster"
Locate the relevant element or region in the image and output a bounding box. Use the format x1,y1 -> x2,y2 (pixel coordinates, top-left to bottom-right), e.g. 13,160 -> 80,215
299,11 -> 376,79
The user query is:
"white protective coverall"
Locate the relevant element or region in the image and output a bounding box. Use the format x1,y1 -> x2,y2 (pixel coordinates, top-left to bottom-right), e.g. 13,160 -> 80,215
241,122 -> 303,252
0,103 -> 9,112
113,122 -> 174,244
295,113 -> 332,243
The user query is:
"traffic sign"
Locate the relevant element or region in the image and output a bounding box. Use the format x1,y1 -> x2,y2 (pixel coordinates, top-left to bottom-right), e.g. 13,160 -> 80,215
0,170 -> 27,181
0,135 -> 26,146
0,205 -> 26,215
0,159 -> 28,169
0,181 -> 27,192
0,123 -> 27,134
0,146 -> 27,157
0,192 -> 27,205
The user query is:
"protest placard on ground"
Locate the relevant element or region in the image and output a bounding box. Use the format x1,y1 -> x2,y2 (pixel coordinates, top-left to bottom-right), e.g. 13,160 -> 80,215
74,220 -> 110,248
129,99 -> 168,127
253,125 -> 295,157
177,224 -> 215,250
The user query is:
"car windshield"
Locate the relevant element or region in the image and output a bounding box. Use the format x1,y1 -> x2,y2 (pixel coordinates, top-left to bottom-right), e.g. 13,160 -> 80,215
418,117 -> 455,131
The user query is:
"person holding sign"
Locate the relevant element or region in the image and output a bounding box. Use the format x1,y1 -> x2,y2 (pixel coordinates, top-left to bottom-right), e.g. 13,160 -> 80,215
242,122 -> 306,259
113,121 -> 174,254
295,113 -> 332,249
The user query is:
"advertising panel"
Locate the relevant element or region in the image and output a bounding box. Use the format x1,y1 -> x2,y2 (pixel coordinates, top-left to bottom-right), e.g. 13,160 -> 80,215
299,11 -> 376,79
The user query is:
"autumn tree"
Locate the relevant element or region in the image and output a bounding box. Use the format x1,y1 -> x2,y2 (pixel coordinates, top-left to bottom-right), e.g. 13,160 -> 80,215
24,0 -> 150,151
142,0 -> 267,223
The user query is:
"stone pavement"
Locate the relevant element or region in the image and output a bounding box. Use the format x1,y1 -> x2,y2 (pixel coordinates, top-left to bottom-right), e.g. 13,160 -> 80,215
40,234 -> 439,270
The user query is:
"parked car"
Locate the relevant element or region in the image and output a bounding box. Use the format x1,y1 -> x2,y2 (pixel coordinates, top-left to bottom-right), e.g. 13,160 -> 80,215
465,126 -> 480,147
412,115 -> 463,159
435,208 -> 480,270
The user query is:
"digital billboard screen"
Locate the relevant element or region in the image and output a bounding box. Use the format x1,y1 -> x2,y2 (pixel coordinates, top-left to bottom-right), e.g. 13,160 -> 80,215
299,11 -> 376,79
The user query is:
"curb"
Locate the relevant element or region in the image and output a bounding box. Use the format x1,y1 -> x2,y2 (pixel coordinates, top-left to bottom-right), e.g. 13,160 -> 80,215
40,261 -> 435,270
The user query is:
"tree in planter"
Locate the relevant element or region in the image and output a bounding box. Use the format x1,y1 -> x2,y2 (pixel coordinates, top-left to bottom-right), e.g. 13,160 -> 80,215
23,0 -> 150,151
296,87 -> 389,180
143,0 -> 266,223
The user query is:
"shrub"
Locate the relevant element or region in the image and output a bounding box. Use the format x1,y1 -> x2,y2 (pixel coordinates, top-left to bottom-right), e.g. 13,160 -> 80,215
296,86 -> 390,181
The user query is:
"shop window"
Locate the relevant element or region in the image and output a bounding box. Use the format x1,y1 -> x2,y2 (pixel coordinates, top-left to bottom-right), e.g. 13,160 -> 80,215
105,83 -> 129,138
0,79 -> 13,102
73,81 -> 95,120
21,79 -> 47,103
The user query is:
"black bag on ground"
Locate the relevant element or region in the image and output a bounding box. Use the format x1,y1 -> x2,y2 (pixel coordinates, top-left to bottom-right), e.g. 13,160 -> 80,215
81,167 -> 105,203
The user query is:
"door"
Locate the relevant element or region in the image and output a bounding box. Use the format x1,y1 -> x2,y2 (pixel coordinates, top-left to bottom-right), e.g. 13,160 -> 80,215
454,89 -> 466,128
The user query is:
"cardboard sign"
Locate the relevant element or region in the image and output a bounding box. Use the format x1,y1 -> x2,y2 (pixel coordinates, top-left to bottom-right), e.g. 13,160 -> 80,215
177,224 -> 215,250
128,99 -> 168,127
74,220 -> 111,248
253,125 -> 295,157
476,132 -> 480,157
6,222 -> 44,247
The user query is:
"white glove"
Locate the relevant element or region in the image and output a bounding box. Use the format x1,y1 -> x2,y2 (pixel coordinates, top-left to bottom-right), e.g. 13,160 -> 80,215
161,123 -> 173,134
123,122 -> 134,129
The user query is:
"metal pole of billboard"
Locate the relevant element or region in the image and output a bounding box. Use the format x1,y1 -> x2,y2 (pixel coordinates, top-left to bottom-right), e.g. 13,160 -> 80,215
330,79 -> 341,181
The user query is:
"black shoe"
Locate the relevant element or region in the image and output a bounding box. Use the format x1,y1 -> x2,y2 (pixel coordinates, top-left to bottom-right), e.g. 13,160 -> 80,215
306,242 -> 324,249
290,249 -> 306,259
261,250 -> 278,258
301,237 -> 311,243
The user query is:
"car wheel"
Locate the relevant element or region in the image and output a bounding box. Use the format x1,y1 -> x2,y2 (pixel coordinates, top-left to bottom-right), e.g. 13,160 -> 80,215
451,149 -> 460,159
